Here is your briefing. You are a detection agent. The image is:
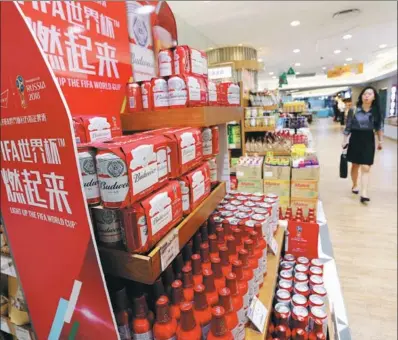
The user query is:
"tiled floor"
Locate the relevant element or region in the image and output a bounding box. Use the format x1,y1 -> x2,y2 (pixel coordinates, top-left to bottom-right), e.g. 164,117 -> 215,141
312,118 -> 397,339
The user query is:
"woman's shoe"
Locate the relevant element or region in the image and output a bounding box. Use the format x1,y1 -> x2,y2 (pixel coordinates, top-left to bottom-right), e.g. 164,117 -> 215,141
360,196 -> 370,204
352,187 -> 359,194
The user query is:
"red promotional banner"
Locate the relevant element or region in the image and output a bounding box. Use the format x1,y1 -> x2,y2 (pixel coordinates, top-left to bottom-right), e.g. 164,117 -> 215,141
287,221 -> 320,259
1,3 -> 117,339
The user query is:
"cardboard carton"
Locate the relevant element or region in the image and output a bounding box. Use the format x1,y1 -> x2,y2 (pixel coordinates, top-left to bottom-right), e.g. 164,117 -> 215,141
236,157 -> 264,180
291,180 -> 319,199
291,166 -> 320,181
290,197 -> 318,216
263,179 -> 290,197
237,179 -> 263,194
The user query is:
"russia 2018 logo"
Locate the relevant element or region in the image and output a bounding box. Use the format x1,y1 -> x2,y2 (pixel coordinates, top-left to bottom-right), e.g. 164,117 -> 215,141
16,75 -> 28,109
133,16 -> 149,47
296,225 -> 303,238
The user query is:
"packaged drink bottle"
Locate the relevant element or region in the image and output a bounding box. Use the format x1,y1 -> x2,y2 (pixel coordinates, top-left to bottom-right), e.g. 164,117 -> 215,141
182,265 -> 194,302
237,221 -> 249,244
216,227 -> 225,246
193,232 -> 203,255
191,254 -> 203,286
278,314 -> 292,338
131,295 -> 154,340
207,306 -> 233,340
209,234 -> 219,260
218,288 -> 241,340
231,260 -> 249,311
238,249 -> 255,303
153,277 -> 167,305
211,257 -> 226,290
233,228 -> 243,253
254,223 -> 267,278
225,272 -> 246,334
153,296 -> 177,340
183,241 -> 193,265
226,235 -> 238,263
193,284 -> 212,340
201,223 -> 209,243
249,231 -> 264,288
275,324 -> 291,340
222,220 -> 232,236
218,246 -> 232,277
308,319 -> 325,340
113,285 -> 133,322
170,280 -> 184,322
243,239 -> 260,296
294,316 -> 308,332
116,310 -> 132,340
203,268 -> 219,306
174,253 -> 184,281
176,302 -> 202,340
163,265 -> 175,299
292,328 -> 308,340
200,243 -> 212,271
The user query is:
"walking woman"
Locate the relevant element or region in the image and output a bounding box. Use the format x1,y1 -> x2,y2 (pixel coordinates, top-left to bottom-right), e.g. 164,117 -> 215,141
342,87 -> 383,203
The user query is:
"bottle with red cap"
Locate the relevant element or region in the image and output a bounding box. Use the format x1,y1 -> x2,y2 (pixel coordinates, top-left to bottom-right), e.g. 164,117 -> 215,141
203,268 -> 219,307
211,257 -> 226,290
308,319 -> 325,340
163,265 -> 175,299
170,280 -> 184,323
153,277 -> 167,307
238,221 -> 249,244
131,295 -> 153,339
233,228 -> 243,253
183,241 -> 193,265
248,231 -> 264,289
277,314 -> 292,339
222,220 -> 232,236
201,223 -> 209,243
191,254 -> 203,286
218,288 -> 241,339
209,234 -> 219,260
174,253 -> 185,280
176,302 -> 202,340
274,324 -> 291,340
292,328 -> 309,340
226,235 -> 238,263
219,246 -> 232,277
200,243 -> 212,271
116,310 -> 132,340
207,306 -> 233,340
225,272 -> 246,336
153,296 -> 177,340
254,223 -> 268,278
193,232 -> 203,255
231,260 -> 249,311
193,284 -> 212,340
216,227 -> 225,246
238,249 -> 255,302
243,239 -> 260,297
182,265 -> 194,302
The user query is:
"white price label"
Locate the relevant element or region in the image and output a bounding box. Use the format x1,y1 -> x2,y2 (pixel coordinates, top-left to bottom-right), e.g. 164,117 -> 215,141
270,237 -> 278,255
15,326 -> 32,340
159,228 -> 179,271
247,296 -> 268,334
0,255 -> 16,277
1,317 -> 11,334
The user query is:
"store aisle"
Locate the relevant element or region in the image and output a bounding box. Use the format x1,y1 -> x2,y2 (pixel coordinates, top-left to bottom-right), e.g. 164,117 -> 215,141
312,118 -> 397,340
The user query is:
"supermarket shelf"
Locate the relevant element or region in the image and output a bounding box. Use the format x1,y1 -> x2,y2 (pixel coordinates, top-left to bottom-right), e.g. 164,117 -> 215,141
121,107 -> 243,132
246,151 -> 291,156
0,316 -> 34,339
99,182 -> 226,284
246,227 -> 284,339
0,253 -> 16,277
244,126 -> 275,132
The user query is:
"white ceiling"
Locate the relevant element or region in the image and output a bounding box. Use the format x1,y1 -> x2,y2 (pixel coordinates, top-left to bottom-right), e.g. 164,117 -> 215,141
169,1 -> 397,86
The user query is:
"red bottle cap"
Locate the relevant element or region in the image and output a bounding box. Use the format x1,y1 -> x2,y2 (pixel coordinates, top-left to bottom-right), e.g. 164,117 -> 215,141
171,280 -> 184,305
210,306 -> 229,336
219,246 -> 230,266
218,287 -> 233,313
233,228 -> 242,245
231,260 -> 244,281
222,220 -> 232,236
203,268 -> 216,292
156,296 -> 171,324
226,235 -> 237,256
243,239 -> 254,256
191,254 -> 202,276
211,257 -> 223,279
183,241 -> 193,263
200,243 -> 210,263
182,265 -> 193,288
133,295 -> 149,318
216,227 -> 225,245
179,302 -> 196,331
193,284 -> 208,311
238,249 -> 249,267
209,234 -> 219,254
194,232 -> 202,254
225,273 -> 239,296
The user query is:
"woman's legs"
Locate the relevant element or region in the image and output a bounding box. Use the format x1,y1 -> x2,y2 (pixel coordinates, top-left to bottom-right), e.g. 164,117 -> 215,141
351,163 -> 360,190
360,165 -> 371,198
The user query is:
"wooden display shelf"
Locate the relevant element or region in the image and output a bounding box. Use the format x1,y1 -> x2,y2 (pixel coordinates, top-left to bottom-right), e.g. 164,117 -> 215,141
99,182 -> 226,284
121,107 -> 243,132
244,126 -> 276,132
246,227 -> 285,339
0,316 -> 34,339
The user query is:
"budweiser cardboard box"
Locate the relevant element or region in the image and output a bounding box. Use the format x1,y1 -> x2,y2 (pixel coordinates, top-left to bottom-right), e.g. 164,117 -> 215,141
237,179 -> 263,194
95,135 -> 169,208
73,115 -> 121,144
290,197 -> 318,216
291,180 -> 319,199
120,181 -> 183,254
263,179 -> 290,197
236,156 -> 264,180
291,166 -> 320,181
179,163 -> 211,215
174,45 -> 205,77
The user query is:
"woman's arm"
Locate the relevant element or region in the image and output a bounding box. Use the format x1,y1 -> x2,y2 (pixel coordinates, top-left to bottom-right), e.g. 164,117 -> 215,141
342,109 -> 353,146
376,129 -> 384,150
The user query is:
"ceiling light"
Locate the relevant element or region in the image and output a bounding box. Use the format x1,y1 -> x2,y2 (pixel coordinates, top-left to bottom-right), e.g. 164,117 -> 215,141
295,63 -> 301,66
272,76 -> 277,79
269,72 -> 274,75
343,34 -> 352,40
379,44 -> 387,49
203,1 -> 211,3
238,44 -> 243,46
290,20 -> 300,27
346,57 -> 353,61
258,58 -> 263,62
293,49 -> 300,53
334,49 -> 341,54
296,72 -> 301,75
322,66 -> 327,70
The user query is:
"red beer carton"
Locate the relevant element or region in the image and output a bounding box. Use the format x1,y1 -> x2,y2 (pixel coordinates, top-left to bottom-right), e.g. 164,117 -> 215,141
201,50 -> 208,77
73,115 -> 121,144
208,81 -> 218,106
121,180 -> 183,254
152,77 -> 169,110
168,75 -> 188,108
126,82 -> 143,113
158,48 -> 174,77
141,81 -> 153,112
174,45 -> 204,77
219,82 -> 240,107
185,75 -> 207,107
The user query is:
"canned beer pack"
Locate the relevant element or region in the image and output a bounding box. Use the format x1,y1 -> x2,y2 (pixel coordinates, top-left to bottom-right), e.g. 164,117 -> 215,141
73,115 -> 121,144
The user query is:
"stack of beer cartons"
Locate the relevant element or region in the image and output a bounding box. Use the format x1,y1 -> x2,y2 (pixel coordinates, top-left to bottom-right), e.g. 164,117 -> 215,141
236,156 -> 264,193
263,156 -> 291,213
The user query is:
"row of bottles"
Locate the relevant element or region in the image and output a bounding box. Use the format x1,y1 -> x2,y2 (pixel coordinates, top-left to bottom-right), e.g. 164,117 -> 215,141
279,207 -> 316,223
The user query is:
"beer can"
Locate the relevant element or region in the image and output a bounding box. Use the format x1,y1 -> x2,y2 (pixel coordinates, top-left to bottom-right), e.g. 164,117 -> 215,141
280,270 -> 293,282
168,75 -> 187,108
211,126 -> 219,156
310,266 -> 323,277
309,294 -> 325,310
230,199 -> 242,207
236,195 -> 248,203
309,275 -> 324,290
126,82 -> 143,113
311,258 -> 324,269
292,306 -> 309,331
284,253 -> 296,264
295,264 -> 310,275
297,256 -> 310,266
91,206 -> 123,248
237,206 -> 253,214
291,294 -> 308,309
207,158 -> 218,185
279,261 -> 294,273
141,81 -> 153,111
249,196 -> 263,203
275,289 -> 291,307
158,49 -> 173,77
294,283 -> 310,298
78,147 -> 101,205
244,201 -> 256,208
311,285 -> 327,301
273,303 -> 291,325
278,279 -> 293,294
309,307 -> 328,335
294,272 -> 309,286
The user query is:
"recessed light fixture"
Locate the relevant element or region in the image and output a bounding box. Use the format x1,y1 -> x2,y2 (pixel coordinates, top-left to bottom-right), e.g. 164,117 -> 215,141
379,44 -> 387,49
293,49 -> 300,53
296,72 -> 301,75
295,62 -> 301,66
258,58 -> 263,62
272,76 -> 277,79
290,20 -> 301,27
334,49 -> 341,54
322,66 -> 327,70
346,57 -> 353,61
343,34 -> 352,40
203,1 -> 211,3
269,72 -> 274,75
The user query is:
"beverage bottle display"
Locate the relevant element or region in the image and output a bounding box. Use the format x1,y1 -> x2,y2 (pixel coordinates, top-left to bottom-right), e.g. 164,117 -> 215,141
163,265 -> 176,299
183,241 -> 193,265
116,310 -> 132,340
254,223 -> 268,277
218,287 -> 241,340
193,232 -> 203,255
182,265 -> 194,302
203,268 -> 219,306
176,302 -> 202,340
211,257 -> 226,290
238,249 -> 255,302
222,220 -> 232,236
216,227 -> 225,246
219,246 -> 232,277
170,280 -> 184,322
278,314 -> 292,339
192,254 -> 203,286
225,272 -> 246,333
193,284 -> 212,340
233,228 -> 243,253
231,260 -> 249,310
238,221 -> 249,243
153,296 -> 177,340
248,231 -> 264,288
244,240 -> 259,296
207,306 -> 233,340
131,295 -> 154,340
200,243 -> 212,271
226,235 -> 238,263
209,234 -> 220,260
174,253 -> 185,281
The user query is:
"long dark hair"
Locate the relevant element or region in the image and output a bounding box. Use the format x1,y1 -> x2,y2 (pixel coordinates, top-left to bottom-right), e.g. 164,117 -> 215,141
357,86 -> 382,124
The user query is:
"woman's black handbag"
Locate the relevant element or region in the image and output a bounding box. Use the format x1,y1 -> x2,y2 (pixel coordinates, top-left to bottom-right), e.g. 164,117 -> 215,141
340,146 -> 348,178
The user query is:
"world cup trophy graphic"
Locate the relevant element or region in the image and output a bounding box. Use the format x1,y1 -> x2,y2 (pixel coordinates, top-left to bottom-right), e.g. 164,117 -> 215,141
16,75 -> 27,109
